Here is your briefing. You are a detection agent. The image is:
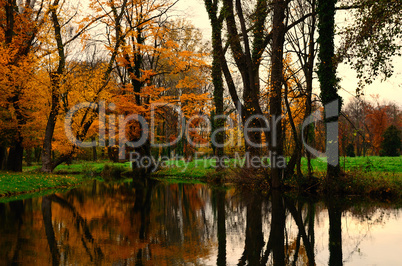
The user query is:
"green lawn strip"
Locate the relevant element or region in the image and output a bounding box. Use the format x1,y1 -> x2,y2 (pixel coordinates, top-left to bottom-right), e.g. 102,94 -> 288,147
23,157 -> 400,180
156,156 -> 401,178
24,161 -> 132,175
154,158 -> 235,179
10,156 -> 399,197
300,156 -> 402,173
53,161 -> 131,174
0,172 -> 85,197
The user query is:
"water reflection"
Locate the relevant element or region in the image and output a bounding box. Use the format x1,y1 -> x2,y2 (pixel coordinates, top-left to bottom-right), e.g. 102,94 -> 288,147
0,180 -> 401,265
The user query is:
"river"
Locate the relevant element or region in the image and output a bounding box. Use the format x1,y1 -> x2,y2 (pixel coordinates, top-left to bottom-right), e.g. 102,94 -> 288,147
0,180 -> 401,265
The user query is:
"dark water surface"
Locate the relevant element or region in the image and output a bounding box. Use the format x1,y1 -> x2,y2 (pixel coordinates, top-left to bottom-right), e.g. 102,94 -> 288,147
0,180 -> 401,265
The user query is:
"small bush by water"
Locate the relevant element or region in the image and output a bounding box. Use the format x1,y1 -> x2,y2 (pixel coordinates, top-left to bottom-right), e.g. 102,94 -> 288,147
101,164 -> 128,180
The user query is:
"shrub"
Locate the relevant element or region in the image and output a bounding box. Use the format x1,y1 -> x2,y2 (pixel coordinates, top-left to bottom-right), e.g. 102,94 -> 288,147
82,163 -> 97,177
101,164 -> 126,180
346,143 -> 356,157
380,125 -> 401,157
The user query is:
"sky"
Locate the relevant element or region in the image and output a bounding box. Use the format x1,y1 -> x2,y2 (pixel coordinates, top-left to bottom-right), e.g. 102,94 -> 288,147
173,0 -> 402,107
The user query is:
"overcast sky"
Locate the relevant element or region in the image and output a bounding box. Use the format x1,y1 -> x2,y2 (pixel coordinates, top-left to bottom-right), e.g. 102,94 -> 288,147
173,0 -> 402,107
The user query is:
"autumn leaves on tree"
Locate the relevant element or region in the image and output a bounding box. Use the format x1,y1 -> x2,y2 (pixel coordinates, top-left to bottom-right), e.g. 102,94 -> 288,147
1,0 -> 210,174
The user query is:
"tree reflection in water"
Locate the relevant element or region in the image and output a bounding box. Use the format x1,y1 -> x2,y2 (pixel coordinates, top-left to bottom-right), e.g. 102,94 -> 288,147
216,188 -> 226,266
327,199 -> 343,266
0,181 -> 401,265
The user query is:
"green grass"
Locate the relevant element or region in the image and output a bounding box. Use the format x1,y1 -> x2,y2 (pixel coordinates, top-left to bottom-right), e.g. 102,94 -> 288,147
25,161 -> 132,175
22,156 -> 401,182
1,156 -> 399,201
1,161 -> 133,199
155,156 -> 402,178
0,172 -> 84,197
306,156 -> 402,173
154,159 -> 218,179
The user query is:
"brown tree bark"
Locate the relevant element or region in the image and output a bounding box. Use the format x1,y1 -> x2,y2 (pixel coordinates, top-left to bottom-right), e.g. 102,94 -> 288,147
269,0 -> 287,189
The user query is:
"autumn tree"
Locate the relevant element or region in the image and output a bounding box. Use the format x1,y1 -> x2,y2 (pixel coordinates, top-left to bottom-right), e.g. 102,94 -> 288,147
90,0 -> 208,177
40,0 -> 112,172
40,0 -> 68,172
0,0 -> 45,171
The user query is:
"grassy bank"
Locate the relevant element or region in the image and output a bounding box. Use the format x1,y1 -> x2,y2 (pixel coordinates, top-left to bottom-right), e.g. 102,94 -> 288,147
155,156 -> 402,177
0,172 -> 84,199
24,161 -> 132,175
306,156 -> 401,173
0,161 -> 133,199
0,156 -> 400,201
155,156 -> 402,200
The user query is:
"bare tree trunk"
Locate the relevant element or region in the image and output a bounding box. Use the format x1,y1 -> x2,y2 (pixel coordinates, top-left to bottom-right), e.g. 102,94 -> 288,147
41,73 -> 61,173
270,0 -> 286,189
0,146 -> 7,170
6,139 -> 23,172
7,92 -> 26,172
205,0 -> 225,170
41,0 -> 66,173
317,0 -> 341,182
92,138 -> 97,161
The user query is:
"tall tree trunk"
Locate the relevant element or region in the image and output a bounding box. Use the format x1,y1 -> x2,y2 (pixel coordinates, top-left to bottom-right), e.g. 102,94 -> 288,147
284,81 -> 302,178
211,25 -> 225,168
270,0 -> 286,189
317,0 -> 341,182
0,146 -> 8,170
304,0 -> 316,177
205,0 -> 225,170
7,92 -> 26,172
123,26 -> 154,179
6,139 -> 23,172
92,138 -> 97,161
25,148 -> 32,166
41,0 -> 71,173
41,73 -> 61,173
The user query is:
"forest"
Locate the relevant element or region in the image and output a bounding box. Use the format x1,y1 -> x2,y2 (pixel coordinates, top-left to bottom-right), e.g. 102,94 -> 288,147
0,0 -> 401,192
1,1 -> 402,265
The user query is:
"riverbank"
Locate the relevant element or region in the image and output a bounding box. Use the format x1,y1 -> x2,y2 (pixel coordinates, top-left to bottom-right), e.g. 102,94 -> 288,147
0,172 -> 85,201
0,161 -> 136,201
155,156 -> 402,201
154,156 -> 402,177
0,156 -> 401,201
